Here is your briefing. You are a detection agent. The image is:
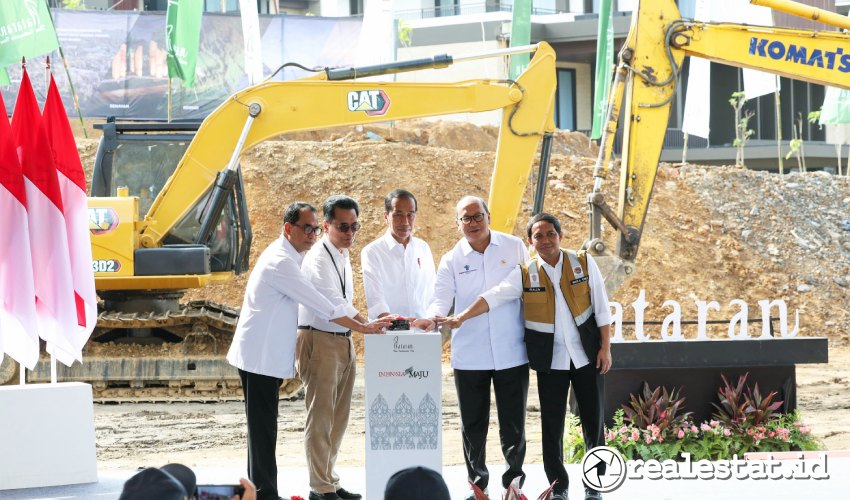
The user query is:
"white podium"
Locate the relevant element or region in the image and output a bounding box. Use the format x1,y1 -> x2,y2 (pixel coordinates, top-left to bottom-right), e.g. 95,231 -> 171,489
0,382 -> 98,490
364,332 -> 442,499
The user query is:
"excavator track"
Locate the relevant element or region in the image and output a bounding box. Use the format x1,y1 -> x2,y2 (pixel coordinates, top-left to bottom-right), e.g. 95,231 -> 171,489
25,300 -> 303,402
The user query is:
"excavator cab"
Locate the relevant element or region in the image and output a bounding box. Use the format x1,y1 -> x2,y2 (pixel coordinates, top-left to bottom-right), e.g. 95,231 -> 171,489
90,120 -> 251,287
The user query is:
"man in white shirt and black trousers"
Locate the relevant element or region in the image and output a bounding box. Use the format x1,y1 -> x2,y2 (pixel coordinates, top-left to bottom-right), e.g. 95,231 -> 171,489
427,195 -> 531,500
297,195 -> 389,500
440,212 -> 613,500
226,202 -> 389,500
361,189 -> 436,323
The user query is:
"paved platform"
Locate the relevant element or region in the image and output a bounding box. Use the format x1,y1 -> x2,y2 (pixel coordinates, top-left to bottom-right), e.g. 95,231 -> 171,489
4,459 -> 850,500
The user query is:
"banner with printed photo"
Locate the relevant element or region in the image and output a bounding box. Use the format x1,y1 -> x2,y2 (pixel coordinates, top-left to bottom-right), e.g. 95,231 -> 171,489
364,333 -> 442,500
0,10 -> 362,120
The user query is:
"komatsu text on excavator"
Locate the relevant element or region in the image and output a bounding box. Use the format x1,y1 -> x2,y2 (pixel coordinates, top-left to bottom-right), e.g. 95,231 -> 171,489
584,0 -> 850,292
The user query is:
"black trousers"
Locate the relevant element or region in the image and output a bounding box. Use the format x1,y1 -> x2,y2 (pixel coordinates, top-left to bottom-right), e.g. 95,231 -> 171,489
537,362 -> 605,493
239,368 -> 283,500
454,363 -> 529,490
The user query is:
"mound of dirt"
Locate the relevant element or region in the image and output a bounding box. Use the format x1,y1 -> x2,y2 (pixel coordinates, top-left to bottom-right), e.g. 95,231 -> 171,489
79,121 -> 849,356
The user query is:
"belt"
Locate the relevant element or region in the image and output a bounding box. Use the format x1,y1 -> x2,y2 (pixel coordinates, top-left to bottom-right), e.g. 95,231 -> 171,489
297,325 -> 352,337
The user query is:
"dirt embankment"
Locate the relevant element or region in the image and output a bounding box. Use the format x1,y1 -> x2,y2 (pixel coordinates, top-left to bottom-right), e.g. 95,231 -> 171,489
78,120 -> 849,349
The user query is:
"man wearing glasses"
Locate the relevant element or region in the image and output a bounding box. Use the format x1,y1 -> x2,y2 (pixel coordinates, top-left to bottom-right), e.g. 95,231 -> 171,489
227,202 -> 387,500
361,189 -> 436,325
427,195 -> 531,500
297,195 -> 387,500
436,212 -> 613,500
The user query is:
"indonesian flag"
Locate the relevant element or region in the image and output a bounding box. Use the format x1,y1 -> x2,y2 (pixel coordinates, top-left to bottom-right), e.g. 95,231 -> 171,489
12,68 -> 79,366
43,73 -> 96,353
0,95 -> 39,370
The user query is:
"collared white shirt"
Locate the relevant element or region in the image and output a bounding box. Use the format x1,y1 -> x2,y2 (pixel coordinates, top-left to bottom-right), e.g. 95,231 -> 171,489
427,231 -> 530,370
361,231 -> 436,319
481,252 -> 612,370
226,236 -> 350,379
298,236 -> 359,333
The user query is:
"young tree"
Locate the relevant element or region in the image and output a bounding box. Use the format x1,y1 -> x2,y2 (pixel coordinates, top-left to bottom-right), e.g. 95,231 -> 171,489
729,91 -> 755,167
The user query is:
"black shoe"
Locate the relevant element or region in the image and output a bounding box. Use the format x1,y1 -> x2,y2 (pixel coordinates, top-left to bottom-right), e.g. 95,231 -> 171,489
335,487 -> 362,500
550,490 -> 569,500
308,491 -> 341,500
584,488 -> 602,500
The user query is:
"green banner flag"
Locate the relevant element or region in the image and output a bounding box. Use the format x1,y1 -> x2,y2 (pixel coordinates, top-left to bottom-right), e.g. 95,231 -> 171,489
0,0 -> 60,80
591,0 -> 615,139
509,0 -> 532,80
819,86 -> 850,125
166,0 -> 203,89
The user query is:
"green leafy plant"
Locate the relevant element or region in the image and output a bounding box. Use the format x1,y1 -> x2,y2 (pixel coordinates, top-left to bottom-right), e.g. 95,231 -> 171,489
565,378 -> 821,463
729,91 -> 755,166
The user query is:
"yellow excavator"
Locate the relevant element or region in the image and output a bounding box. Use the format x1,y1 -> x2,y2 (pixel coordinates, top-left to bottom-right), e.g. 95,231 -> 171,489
585,0 -> 850,292
0,43 -> 558,395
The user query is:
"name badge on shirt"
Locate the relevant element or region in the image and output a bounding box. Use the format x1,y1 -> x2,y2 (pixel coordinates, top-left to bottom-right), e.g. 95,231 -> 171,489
570,276 -> 589,285
523,287 -> 546,293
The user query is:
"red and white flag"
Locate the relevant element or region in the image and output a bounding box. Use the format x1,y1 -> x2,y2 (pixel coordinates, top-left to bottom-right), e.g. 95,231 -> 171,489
12,68 -> 79,366
0,95 -> 39,370
43,73 -> 96,353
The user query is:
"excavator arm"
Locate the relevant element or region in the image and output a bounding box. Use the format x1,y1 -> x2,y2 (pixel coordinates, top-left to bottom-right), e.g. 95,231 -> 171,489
587,0 -> 850,291
142,44 -> 556,247
92,43 -> 556,291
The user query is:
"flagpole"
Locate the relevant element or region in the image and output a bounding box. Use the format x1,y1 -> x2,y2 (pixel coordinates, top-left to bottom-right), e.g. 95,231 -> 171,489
44,1 -> 88,139
168,77 -> 172,123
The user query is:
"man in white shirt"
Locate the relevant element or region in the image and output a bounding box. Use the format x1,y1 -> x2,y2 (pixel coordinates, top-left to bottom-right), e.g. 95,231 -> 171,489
297,195 -> 385,500
226,202 -> 387,500
361,189 -> 436,322
427,196 -> 531,499
440,212 -> 613,500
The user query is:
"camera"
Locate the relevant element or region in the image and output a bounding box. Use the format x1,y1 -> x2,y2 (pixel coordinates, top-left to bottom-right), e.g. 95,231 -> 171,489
195,484 -> 245,499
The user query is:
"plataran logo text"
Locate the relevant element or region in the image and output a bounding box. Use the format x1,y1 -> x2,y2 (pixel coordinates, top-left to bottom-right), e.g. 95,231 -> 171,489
347,90 -> 390,116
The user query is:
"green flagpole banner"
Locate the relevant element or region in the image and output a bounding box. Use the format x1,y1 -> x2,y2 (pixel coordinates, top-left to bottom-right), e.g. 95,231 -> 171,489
0,0 -> 60,79
509,0 -> 532,80
591,0 -> 614,139
166,0 -> 203,89
819,86 -> 850,125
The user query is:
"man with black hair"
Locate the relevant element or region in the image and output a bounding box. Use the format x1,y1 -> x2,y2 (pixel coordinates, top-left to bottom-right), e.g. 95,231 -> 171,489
361,189 -> 436,323
297,195 -> 387,500
227,202 -> 387,500
440,212 -> 613,500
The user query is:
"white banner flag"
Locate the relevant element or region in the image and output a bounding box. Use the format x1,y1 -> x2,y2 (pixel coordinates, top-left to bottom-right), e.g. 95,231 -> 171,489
681,0 -> 712,139
239,0 -> 263,85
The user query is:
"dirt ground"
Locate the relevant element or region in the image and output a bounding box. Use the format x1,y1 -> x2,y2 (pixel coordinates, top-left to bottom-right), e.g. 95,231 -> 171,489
93,346 -> 850,471
73,120 -> 849,470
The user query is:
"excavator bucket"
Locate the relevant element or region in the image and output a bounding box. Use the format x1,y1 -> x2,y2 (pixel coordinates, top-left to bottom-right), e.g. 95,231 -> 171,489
594,255 -> 630,298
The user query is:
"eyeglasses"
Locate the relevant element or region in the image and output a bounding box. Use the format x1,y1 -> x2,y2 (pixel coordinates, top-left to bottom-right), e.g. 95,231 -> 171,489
458,213 -> 486,225
332,222 -> 361,233
293,223 -> 323,235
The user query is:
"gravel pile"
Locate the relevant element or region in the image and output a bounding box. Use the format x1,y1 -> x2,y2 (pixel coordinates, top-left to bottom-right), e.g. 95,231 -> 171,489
682,166 -> 850,293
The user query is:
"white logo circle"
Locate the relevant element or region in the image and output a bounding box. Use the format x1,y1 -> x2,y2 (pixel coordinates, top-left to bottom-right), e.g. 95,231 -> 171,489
580,446 -> 627,493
